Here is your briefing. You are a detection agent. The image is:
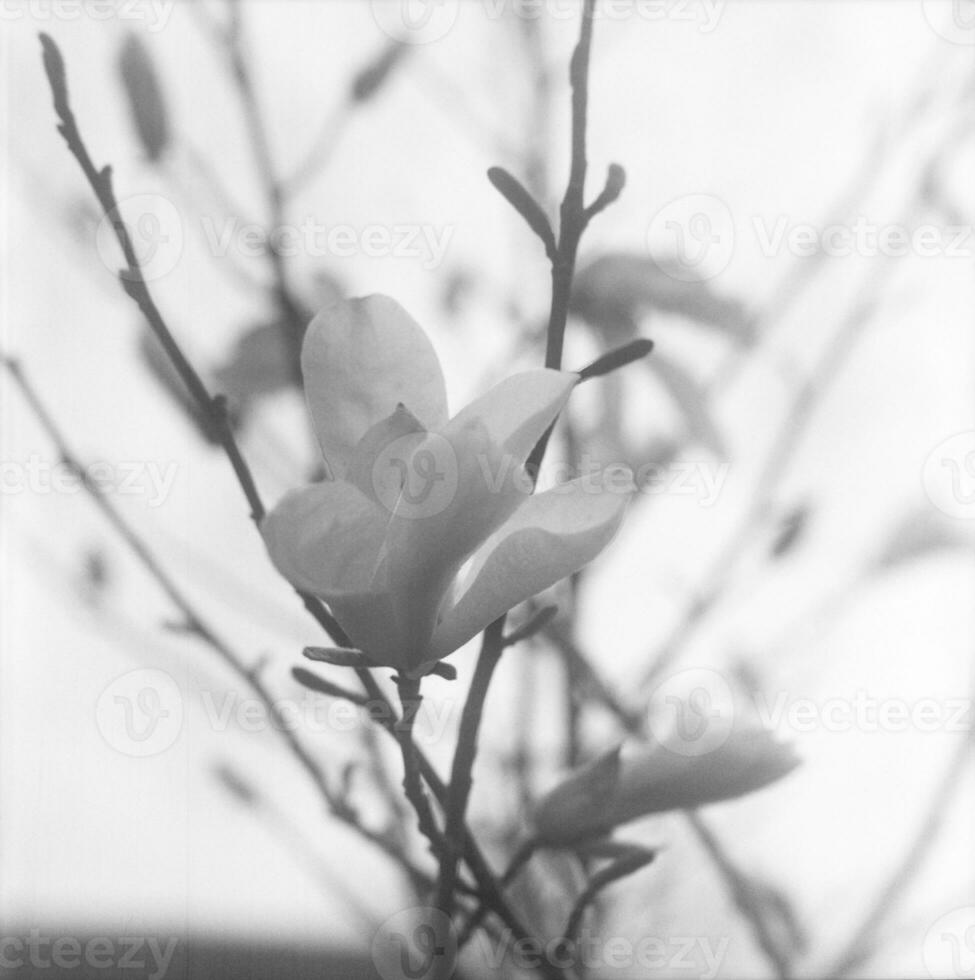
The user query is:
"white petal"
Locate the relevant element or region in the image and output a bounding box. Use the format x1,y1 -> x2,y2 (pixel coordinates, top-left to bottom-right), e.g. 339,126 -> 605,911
262,481 -> 387,596
430,479 -> 628,658
611,730 -> 801,823
302,296 -> 448,477
345,404 -> 426,507
383,417 -> 530,668
449,369 -> 577,466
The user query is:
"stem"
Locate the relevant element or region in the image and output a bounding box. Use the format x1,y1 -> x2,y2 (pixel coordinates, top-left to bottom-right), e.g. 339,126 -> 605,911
223,1 -> 306,381
527,0 -> 598,476
436,619 -> 506,917
0,357 -> 423,866
687,811 -> 793,979
394,675 -> 444,856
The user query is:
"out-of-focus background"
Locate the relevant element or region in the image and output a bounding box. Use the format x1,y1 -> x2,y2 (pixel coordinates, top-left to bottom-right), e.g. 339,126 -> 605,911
1,1 -> 973,977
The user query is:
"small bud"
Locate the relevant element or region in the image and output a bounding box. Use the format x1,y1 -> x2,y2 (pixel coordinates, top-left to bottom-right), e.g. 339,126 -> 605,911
117,34 -> 170,162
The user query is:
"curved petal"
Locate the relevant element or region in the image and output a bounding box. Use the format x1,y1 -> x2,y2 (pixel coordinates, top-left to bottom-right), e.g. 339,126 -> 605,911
609,729 -> 801,825
430,478 -> 628,659
449,369 -> 577,467
345,404 -> 426,506
261,480 -> 386,595
261,481 -> 411,669
302,295 -> 448,477
383,417 -> 532,669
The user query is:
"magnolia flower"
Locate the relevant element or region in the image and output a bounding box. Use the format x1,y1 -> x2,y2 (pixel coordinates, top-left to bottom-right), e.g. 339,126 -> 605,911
532,728 -> 800,846
262,295 -> 628,677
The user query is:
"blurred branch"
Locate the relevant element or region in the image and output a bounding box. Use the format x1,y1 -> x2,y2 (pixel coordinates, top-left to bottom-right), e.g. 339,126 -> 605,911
825,731 -> 974,977
437,619 -> 507,917
0,356 -> 414,865
559,848 -> 657,956
638,211 -> 920,691
688,811 -> 795,979
283,41 -> 408,195
221,1 -> 306,380
39,33 -> 267,527
39,35 -> 537,945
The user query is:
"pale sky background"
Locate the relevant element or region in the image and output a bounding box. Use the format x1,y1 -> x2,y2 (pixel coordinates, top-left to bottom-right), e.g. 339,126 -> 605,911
2,2 -> 973,977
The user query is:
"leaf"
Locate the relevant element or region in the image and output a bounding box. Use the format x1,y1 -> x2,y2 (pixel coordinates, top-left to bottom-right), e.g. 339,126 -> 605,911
487,167 -> 556,257
350,42 -> 409,102
769,505 -> 811,559
303,646 -> 376,668
577,338 -> 654,382
212,319 -> 302,420
117,34 -> 170,162
571,253 -> 754,341
874,509 -> 972,571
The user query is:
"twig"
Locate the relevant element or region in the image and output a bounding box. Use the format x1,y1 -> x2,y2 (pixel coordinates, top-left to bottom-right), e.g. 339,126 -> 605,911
687,811 -> 793,979
393,675 -> 445,857
222,1 -> 306,380
39,33 -> 266,526
824,732 -> 974,977
559,849 -> 657,956
0,357 -> 420,866
458,837 -> 538,948
436,618 -> 507,917
39,36 -> 533,945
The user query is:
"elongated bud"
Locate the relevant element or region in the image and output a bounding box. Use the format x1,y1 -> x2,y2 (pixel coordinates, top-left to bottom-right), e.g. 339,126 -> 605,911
351,42 -> 408,103
117,33 -> 170,162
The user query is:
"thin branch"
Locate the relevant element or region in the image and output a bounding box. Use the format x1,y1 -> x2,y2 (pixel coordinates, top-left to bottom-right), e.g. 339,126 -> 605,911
1,356 -> 404,857
39,36 -> 532,943
559,849 -> 657,954
39,32 -> 266,525
825,732 -> 974,977
687,811 -> 793,979
394,675 -> 446,858
436,618 -> 507,917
